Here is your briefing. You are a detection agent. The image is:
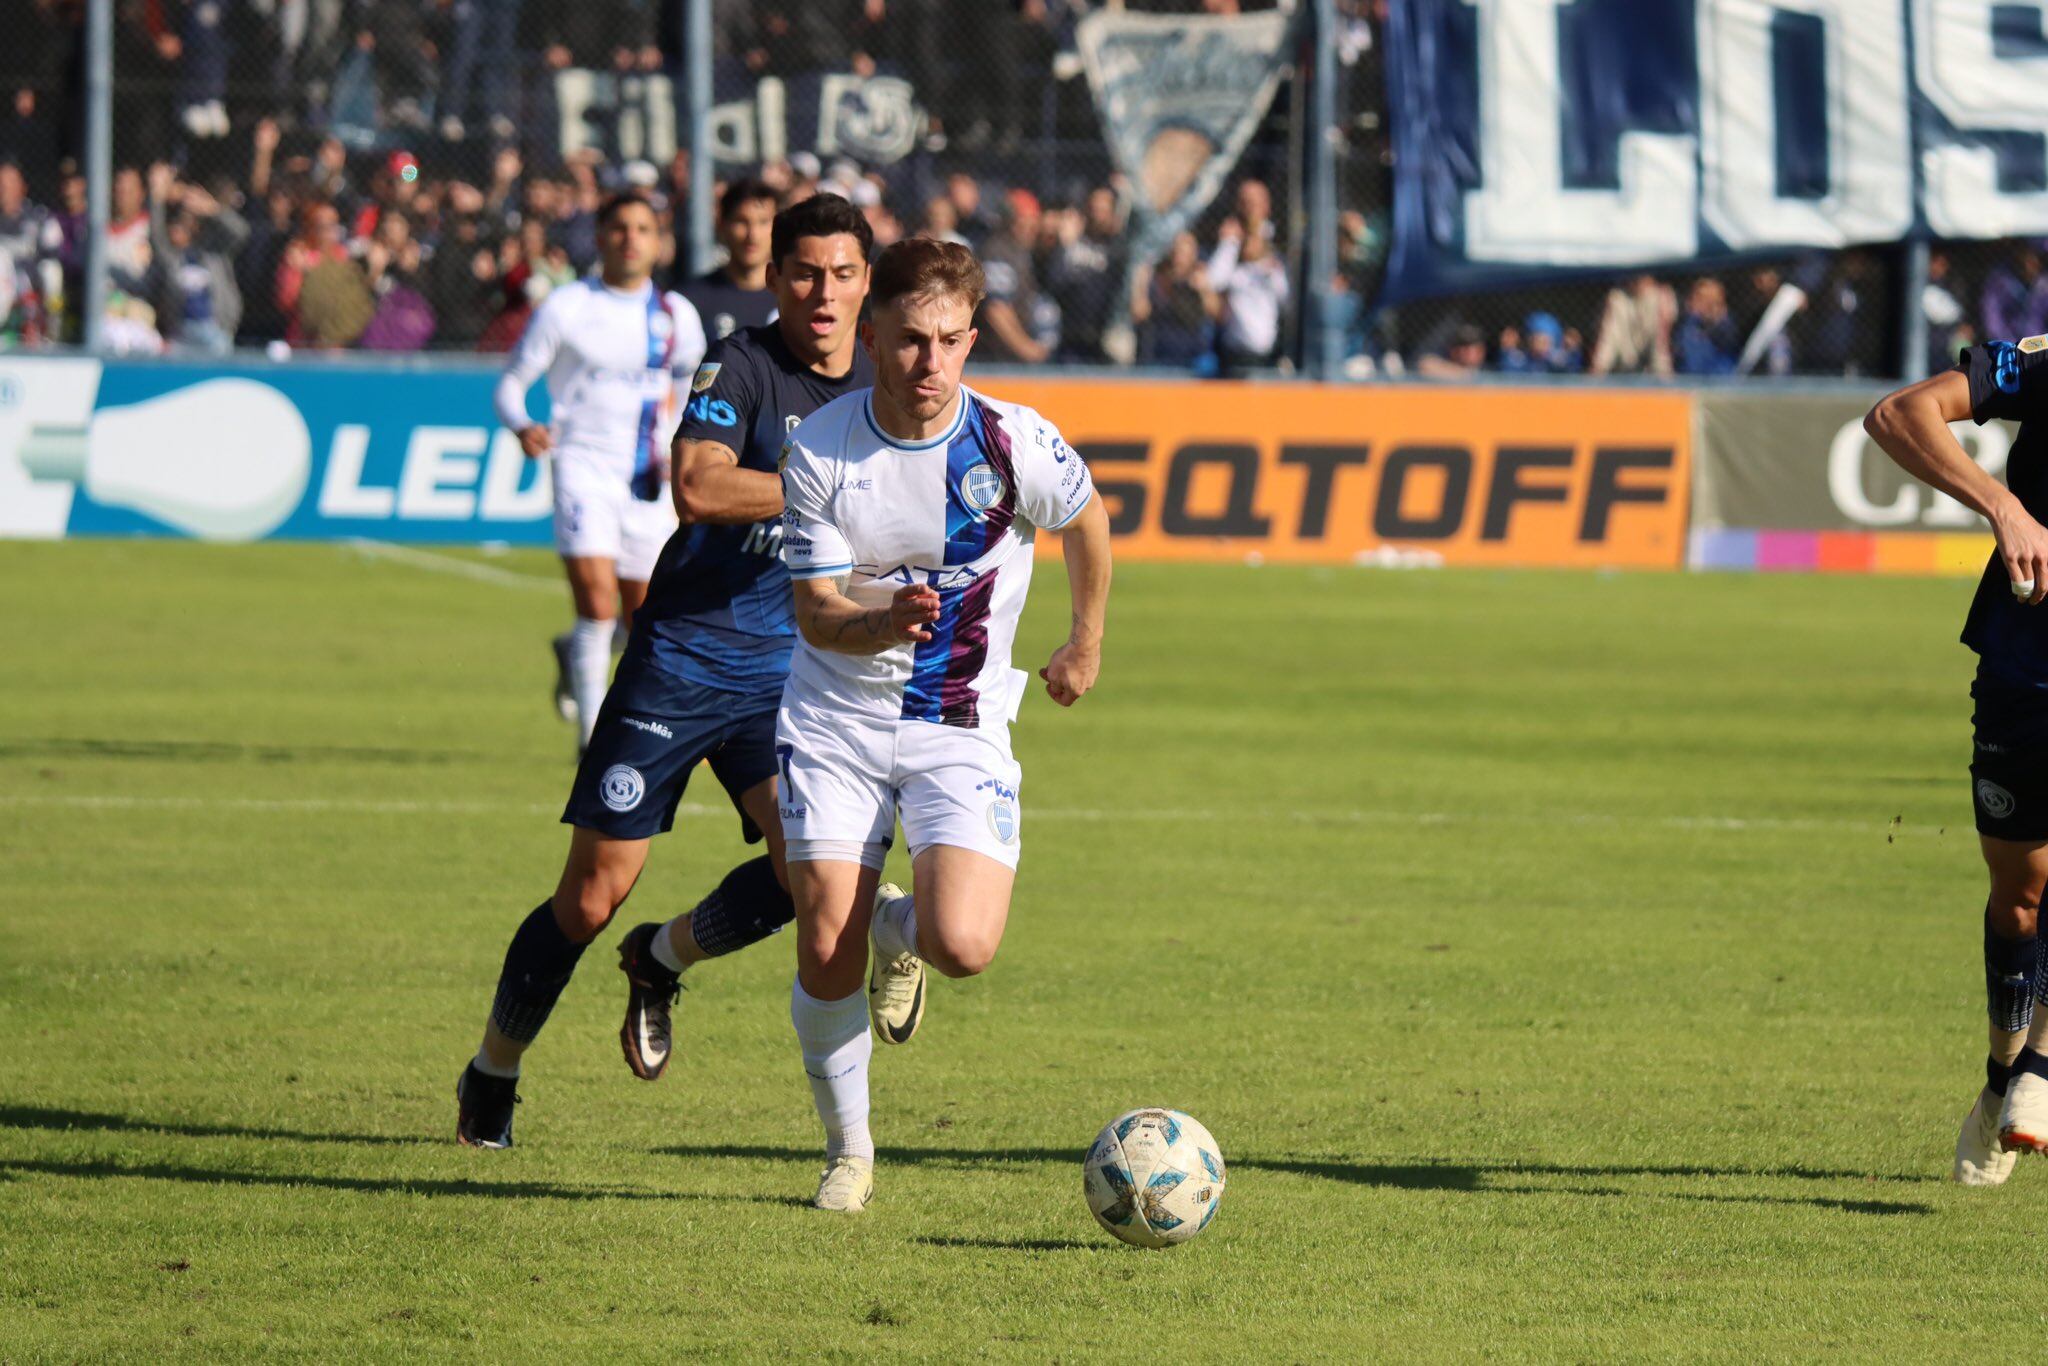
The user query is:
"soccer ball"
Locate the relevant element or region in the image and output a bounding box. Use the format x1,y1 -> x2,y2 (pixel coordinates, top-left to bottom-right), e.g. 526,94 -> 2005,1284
1082,1108 -> 1226,1248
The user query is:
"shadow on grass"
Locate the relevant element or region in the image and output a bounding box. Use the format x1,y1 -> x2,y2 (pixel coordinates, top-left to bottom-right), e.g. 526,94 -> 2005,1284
0,1104 -> 431,1148
658,1145 -> 1935,1215
0,1157 -> 808,1206
0,738 -> 475,766
913,1236 -> 1099,1253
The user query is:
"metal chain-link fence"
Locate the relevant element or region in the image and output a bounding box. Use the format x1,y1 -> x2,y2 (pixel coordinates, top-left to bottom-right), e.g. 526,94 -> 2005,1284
0,0 -> 2014,380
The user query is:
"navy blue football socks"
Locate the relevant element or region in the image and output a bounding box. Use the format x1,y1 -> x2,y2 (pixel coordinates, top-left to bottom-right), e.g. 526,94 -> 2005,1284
489,901 -> 590,1044
687,856 -> 796,958
1985,909 -> 2037,1036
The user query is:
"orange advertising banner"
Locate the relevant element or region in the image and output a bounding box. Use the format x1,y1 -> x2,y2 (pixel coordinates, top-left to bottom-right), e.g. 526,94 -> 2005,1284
979,379 -> 1694,569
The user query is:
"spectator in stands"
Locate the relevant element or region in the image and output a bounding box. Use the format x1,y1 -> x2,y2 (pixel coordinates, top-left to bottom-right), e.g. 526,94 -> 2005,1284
1925,248 -> 1968,373
359,208 -> 437,351
944,171 -> 995,249
276,198 -> 351,344
440,0 -> 522,144
175,0 -> 231,140
1674,277 -> 1739,375
425,211 -> 498,348
918,195 -> 970,247
680,177 -> 778,340
1208,210 -> 1289,374
1589,273 -> 1675,377
237,186 -> 298,346
50,172 -> 89,341
1131,230 -> 1221,371
1044,184 -> 1128,364
478,270 -> 544,352
0,162 -> 57,320
1981,243 -> 2048,344
975,188 -> 1056,365
1416,321 -> 1487,378
106,167 -> 151,293
147,165 -> 249,355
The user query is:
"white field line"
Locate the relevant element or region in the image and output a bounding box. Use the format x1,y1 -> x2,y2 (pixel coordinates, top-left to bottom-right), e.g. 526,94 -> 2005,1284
0,792 -> 1940,837
345,539 -> 560,592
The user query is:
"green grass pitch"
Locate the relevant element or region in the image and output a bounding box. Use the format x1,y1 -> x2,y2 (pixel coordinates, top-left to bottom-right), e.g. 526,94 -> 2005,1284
0,539 -> 2040,1359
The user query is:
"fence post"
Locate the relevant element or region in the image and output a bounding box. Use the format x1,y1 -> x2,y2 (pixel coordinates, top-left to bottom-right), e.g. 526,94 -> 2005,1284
1307,0 -> 1343,381
82,0 -> 113,352
683,0 -> 715,278
1899,236 -> 1930,382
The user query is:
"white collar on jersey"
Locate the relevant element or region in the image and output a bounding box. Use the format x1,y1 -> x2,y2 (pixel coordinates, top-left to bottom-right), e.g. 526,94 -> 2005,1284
862,388 -> 970,451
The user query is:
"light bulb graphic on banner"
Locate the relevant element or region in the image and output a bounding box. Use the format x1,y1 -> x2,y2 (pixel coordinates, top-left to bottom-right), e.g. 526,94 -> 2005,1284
17,378 -> 311,541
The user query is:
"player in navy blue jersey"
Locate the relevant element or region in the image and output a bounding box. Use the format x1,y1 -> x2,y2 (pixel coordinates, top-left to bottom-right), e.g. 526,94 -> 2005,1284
1867,338 -> 2048,1184
679,178 -> 780,342
456,195 -> 876,1148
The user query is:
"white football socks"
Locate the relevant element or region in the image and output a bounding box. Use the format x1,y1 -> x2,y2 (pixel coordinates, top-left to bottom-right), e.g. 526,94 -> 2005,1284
870,890 -> 920,964
568,616 -> 613,746
471,1047 -> 520,1080
649,916 -> 689,973
790,978 -> 874,1163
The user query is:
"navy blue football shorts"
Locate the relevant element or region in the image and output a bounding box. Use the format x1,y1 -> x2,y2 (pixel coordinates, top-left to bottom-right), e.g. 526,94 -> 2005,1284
1970,674 -> 2048,843
562,650 -> 780,842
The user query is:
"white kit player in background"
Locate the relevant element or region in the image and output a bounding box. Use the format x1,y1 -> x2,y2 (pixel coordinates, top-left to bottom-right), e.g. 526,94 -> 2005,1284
493,192 -> 707,748
773,238 -> 1114,1212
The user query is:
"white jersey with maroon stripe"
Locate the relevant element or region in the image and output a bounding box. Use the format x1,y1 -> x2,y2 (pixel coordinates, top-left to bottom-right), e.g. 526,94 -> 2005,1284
777,385 -> 1095,731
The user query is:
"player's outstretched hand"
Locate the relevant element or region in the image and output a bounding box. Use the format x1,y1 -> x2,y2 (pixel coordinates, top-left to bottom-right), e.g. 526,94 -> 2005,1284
1039,640 -> 1100,708
518,425 -> 553,458
889,584 -> 942,643
1995,507 -> 2048,606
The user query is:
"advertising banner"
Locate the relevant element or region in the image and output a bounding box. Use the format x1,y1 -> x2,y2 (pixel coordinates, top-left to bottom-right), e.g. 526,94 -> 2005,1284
0,357 -> 553,545
985,378 -> 1692,569
1690,389 -> 2004,574
4,358 -> 1691,570
1384,0 -> 2048,301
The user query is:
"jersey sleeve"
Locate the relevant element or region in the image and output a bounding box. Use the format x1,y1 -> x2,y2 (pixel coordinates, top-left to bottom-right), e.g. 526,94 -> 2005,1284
676,335 -> 761,450
1010,409 -> 1096,531
779,430 -> 854,580
665,292 -> 708,381
1961,339 -> 2048,424
492,292 -> 564,430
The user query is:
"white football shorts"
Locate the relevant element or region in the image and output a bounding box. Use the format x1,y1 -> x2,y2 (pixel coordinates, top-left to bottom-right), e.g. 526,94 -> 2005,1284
552,454 -> 676,582
776,694 -> 1024,870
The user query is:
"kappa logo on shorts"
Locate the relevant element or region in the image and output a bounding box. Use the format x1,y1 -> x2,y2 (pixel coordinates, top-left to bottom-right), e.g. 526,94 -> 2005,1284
986,798 -> 1019,845
600,764 -> 647,813
1978,778 -> 2018,820
691,362 -> 721,393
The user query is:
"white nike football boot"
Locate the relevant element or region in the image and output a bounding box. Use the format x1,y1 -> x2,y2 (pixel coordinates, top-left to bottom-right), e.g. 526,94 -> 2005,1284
868,881 -> 926,1046
1955,1087 -> 2019,1185
2001,1071 -> 2048,1156
813,1157 -> 874,1212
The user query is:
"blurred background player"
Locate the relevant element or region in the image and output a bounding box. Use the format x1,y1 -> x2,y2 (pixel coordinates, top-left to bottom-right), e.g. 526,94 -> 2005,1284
1865,337 -> 2048,1184
679,178 -> 779,343
493,192 -> 707,751
456,196 -> 876,1149
774,239 -> 1112,1210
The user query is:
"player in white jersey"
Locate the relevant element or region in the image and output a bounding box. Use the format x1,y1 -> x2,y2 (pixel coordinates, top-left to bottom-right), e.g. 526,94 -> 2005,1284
493,193 -> 708,747
774,238 -> 1113,1211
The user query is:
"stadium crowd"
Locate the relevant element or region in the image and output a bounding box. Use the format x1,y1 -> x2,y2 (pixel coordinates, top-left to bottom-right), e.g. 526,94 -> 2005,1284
0,0 -> 2030,379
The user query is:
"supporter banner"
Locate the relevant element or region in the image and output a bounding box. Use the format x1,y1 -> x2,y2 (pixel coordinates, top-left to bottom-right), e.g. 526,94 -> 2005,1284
986,378 -> 1692,569
1078,9 -> 1298,283
0,358 -> 553,545
1384,0 -> 2048,301
1691,390 -> 2005,573
555,68 -> 926,168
